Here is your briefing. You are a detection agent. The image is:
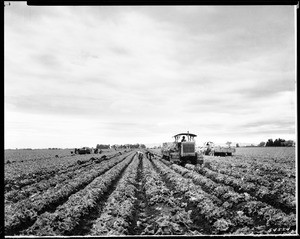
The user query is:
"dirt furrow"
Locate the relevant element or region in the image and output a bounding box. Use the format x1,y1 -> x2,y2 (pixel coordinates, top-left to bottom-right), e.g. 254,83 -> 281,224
128,154 -> 146,235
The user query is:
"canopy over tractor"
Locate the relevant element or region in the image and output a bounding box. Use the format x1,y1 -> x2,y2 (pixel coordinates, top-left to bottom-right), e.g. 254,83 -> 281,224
173,132 -> 197,141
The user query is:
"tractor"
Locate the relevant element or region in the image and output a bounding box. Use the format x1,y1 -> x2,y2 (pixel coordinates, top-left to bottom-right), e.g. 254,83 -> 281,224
161,132 -> 204,167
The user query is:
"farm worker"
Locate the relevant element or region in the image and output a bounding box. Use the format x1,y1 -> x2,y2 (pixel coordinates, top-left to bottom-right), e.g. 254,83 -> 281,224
145,151 -> 152,159
149,152 -> 154,160
136,151 -> 143,160
139,151 -> 144,160
181,136 -> 186,142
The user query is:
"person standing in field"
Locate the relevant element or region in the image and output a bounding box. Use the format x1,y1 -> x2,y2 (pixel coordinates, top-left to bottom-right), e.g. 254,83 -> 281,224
136,151 -> 143,160
145,151 -> 150,159
149,152 -> 154,160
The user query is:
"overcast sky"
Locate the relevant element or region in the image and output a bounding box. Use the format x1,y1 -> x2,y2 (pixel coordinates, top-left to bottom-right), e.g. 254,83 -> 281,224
4,3 -> 296,149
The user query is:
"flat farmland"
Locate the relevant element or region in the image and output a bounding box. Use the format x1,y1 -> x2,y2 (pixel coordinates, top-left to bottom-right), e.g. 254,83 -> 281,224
4,147 -> 297,235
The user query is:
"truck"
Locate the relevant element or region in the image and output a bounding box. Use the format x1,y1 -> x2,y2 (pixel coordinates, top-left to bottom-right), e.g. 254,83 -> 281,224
202,141 -> 235,156
161,132 -> 204,167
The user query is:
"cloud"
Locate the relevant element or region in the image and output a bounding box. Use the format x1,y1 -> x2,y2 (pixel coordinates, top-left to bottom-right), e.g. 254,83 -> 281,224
4,4 -> 296,148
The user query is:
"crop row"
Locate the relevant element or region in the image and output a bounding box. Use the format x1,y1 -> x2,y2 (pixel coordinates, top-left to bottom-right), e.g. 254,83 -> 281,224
5,149 -> 123,181
140,157 -> 201,235
205,156 -> 295,187
234,147 -> 295,168
5,152 -> 134,235
168,162 -> 295,232
157,157 -> 296,234
5,151 -> 129,204
5,156 -> 92,192
204,156 -> 295,179
5,149 -> 73,163
5,162 -> 96,204
89,155 -> 201,236
208,163 -> 295,198
154,156 -> 295,214
184,164 -> 296,233
18,153 -> 135,236
5,156 -> 88,186
170,163 -> 255,208
4,150 -> 124,193
90,155 -> 140,235
192,164 -> 295,215
151,158 -> 235,234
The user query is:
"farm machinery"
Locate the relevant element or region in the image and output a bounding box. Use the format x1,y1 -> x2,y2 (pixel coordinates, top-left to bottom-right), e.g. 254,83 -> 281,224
75,147 -> 92,155
161,132 -> 204,167
202,141 -> 235,156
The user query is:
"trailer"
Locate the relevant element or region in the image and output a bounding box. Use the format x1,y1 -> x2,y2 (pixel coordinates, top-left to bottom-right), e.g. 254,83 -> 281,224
202,142 -> 235,156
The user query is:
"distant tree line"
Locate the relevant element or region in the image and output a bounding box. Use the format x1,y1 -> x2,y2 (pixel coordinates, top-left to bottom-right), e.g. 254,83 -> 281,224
96,143 -> 146,149
111,144 -> 146,149
258,138 -> 295,147
96,144 -> 110,149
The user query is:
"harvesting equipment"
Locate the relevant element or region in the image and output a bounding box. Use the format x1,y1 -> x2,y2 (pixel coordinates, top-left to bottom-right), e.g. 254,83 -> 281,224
161,132 -> 204,167
202,141 -> 235,156
75,147 -> 92,155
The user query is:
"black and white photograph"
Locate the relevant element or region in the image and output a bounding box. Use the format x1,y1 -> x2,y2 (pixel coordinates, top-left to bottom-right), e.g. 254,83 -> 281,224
4,2 -> 297,236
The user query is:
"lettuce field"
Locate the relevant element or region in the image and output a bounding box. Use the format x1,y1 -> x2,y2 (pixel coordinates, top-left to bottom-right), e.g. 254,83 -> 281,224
4,147 -> 297,235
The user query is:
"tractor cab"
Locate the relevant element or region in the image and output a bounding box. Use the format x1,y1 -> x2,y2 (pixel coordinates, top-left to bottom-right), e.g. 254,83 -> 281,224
174,132 -> 197,157
162,131 -> 203,166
